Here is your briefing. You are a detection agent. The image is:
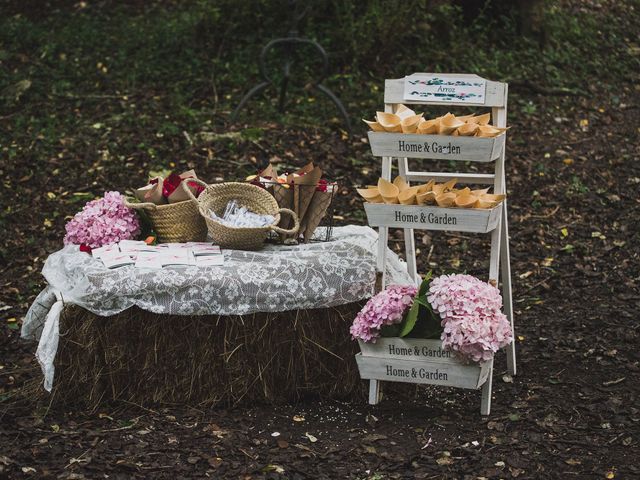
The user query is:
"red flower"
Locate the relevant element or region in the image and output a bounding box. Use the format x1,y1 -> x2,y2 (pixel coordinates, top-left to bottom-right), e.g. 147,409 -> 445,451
316,179 -> 328,192
187,180 -> 205,197
79,244 -> 92,254
162,172 -> 183,198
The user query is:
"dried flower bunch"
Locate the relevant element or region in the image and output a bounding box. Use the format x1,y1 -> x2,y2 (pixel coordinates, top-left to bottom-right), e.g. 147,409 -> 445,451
64,191 -> 140,248
357,176 -> 505,209
363,105 -> 507,138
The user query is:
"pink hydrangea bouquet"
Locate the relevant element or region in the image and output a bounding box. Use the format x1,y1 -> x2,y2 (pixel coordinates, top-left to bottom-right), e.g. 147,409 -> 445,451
351,273 -> 512,363
63,191 -> 140,248
350,284 -> 417,343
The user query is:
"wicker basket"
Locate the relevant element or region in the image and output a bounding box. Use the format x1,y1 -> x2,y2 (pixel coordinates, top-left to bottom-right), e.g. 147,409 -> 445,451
125,182 -> 207,243
187,180 -> 299,250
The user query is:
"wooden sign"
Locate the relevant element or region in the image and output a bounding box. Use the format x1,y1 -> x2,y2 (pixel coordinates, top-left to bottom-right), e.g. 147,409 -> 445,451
356,339 -> 491,390
404,74 -> 486,104
364,203 -> 501,233
367,132 -> 504,162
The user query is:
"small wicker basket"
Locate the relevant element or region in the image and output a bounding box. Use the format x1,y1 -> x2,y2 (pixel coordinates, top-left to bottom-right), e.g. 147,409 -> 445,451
187,180 -> 299,250
125,182 -> 207,243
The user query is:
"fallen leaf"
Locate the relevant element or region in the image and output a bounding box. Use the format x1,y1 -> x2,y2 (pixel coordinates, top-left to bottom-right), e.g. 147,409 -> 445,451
566,458 -> 581,465
304,432 -> 318,443
293,415 -> 305,422
277,439 -> 289,449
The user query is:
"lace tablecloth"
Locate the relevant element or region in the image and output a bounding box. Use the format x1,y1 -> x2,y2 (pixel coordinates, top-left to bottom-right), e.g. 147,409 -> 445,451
22,225 -> 413,391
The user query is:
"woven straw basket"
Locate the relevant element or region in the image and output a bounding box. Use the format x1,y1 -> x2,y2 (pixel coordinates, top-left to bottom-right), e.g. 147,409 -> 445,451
187,180 -> 299,250
125,182 -> 207,243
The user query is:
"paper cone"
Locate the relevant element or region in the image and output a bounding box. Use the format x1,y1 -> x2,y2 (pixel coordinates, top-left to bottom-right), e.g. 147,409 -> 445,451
455,193 -> 478,208
416,191 -> 436,205
475,193 -> 506,209
443,178 -> 458,191
483,193 -> 506,202
400,114 -> 424,133
435,192 -> 457,207
398,186 -> 419,205
417,118 -> 439,134
395,104 -> 416,120
179,169 -> 197,180
301,190 -> 332,243
294,167 -> 323,228
136,177 -> 166,205
471,188 -> 490,196
363,119 -> 385,132
416,180 -> 435,195
474,198 -> 495,209
438,113 -> 465,135
393,176 -> 410,192
356,187 -> 383,203
376,112 -> 402,132
476,125 -> 503,137
295,163 -> 315,176
273,183 -> 294,228
378,178 -> 399,204
167,181 -> 197,203
457,114 -> 476,122
457,122 -> 479,136
467,112 -> 491,125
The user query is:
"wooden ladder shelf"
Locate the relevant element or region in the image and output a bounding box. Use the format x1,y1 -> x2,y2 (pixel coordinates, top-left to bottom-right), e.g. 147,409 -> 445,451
362,73 -> 516,415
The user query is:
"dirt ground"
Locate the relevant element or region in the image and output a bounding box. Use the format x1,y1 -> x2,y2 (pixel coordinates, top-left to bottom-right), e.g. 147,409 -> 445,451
1,4 -> 640,477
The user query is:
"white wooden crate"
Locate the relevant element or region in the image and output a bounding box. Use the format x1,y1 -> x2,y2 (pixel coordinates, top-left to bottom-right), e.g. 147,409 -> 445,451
356,338 -> 491,390
367,131 -> 505,162
364,203 -> 501,233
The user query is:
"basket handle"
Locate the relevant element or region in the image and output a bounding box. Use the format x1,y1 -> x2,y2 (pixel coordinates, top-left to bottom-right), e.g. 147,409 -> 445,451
270,208 -> 300,235
124,199 -> 158,211
182,178 -> 209,205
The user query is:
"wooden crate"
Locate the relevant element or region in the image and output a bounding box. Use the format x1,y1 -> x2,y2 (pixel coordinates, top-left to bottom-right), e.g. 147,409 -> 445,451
356,338 -> 491,390
367,131 -> 505,162
364,203 -> 501,233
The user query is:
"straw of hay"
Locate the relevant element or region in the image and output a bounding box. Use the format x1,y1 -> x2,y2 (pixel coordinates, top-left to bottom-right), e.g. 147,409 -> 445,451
40,304 -> 364,410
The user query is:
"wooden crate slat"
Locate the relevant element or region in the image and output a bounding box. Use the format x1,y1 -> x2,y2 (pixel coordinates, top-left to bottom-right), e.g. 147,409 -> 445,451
405,172 -> 495,185
367,132 -> 505,162
355,353 -> 491,389
364,203 -> 501,233
384,75 -> 507,107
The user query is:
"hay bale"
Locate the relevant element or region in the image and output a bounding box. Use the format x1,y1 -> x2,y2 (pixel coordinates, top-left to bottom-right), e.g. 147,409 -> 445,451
44,304 -> 364,410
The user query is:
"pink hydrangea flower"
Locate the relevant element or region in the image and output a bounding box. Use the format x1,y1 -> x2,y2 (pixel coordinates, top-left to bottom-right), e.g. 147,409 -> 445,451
63,191 -> 140,248
350,284 -> 417,343
427,274 -> 513,363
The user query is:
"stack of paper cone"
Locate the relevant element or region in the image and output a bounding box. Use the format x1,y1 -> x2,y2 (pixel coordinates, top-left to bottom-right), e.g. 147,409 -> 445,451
378,178 -> 399,204
401,114 -> 424,133
456,122 -> 479,136
375,112 -> 402,132
398,186 -> 419,205
362,119 -> 385,132
435,192 -> 457,207
356,187 -> 383,203
438,113 -> 465,135
395,104 -> 416,120
393,176 -> 410,193
416,118 -> 439,134
135,178 -> 166,204
467,112 -> 491,125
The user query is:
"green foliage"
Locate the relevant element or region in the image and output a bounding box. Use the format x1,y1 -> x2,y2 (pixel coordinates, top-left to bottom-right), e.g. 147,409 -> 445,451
395,272 -> 441,339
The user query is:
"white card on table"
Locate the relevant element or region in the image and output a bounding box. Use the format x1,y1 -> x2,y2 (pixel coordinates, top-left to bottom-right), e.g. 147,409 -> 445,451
195,255 -> 224,267
92,244 -> 120,259
100,252 -> 134,269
